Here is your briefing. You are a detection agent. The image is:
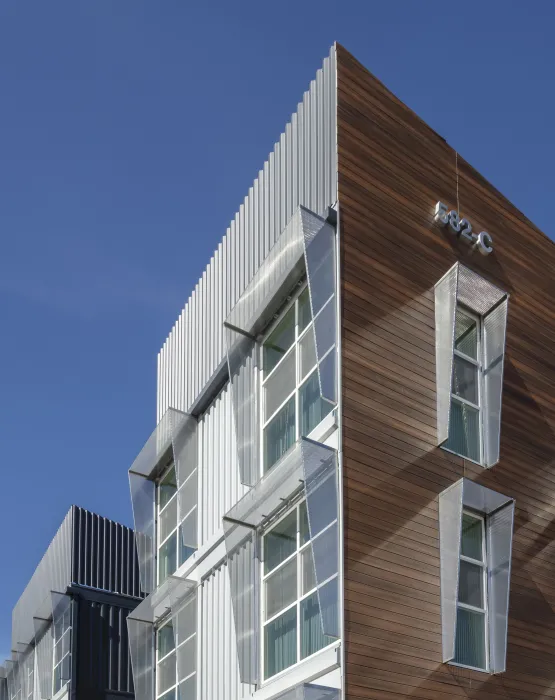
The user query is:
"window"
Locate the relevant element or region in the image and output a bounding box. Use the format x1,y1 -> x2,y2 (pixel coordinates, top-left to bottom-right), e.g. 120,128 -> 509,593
262,499 -> 336,680
439,478 -> 514,674
454,511 -> 488,670
157,462 -> 196,585
434,262 -> 508,468
53,604 -> 71,695
262,286 -> 333,473
156,597 -> 196,700
445,307 -> 482,462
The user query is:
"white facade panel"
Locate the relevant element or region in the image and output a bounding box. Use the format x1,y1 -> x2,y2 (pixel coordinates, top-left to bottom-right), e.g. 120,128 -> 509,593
200,564 -> 253,700
157,46 -> 337,419
198,384 -> 249,547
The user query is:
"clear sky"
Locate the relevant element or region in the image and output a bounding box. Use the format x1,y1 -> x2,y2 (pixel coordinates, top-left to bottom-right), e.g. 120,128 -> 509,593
1,0 -> 554,657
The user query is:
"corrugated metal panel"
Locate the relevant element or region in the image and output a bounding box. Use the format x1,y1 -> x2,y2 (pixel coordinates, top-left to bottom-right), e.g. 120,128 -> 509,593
12,508 -> 142,653
72,507 -> 142,599
157,45 -> 337,419
12,509 -> 73,648
75,598 -> 134,698
200,563 -> 252,700
198,384 -> 249,547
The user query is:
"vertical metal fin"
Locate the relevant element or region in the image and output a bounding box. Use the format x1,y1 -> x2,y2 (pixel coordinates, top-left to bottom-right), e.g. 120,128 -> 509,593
434,266 -> 458,445
487,501 -> 515,673
438,480 -> 464,662
483,299 -> 509,468
127,618 -> 154,700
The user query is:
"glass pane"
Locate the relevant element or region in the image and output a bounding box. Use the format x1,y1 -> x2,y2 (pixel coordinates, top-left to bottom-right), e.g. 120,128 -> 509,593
160,496 -> 177,544
301,546 -> 316,594
62,630 -> 70,658
264,607 -> 297,679
461,513 -> 483,561
299,328 -> 317,380
264,397 -> 295,472
263,306 -> 295,376
264,510 -> 297,574
446,400 -> 480,462
178,675 -> 195,700
454,607 -> 486,669
265,558 -> 297,620
300,501 -> 310,545
176,599 -> 196,646
264,350 -> 296,420
458,560 -> 484,608
158,690 -> 176,700
455,310 -> 478,360
177,637 -> 196,682
300,371 -> 333,437
301,592 -> 334,660
179,508 -> 197,552
305,473 -> 337,540
159,533 -> 177,584
54,640 -> 63,665
452,355 -> 479,405
298,287 -> 312,332
159,466 -> 178,510
157,621 -> 175,659
157,651 -> 176,695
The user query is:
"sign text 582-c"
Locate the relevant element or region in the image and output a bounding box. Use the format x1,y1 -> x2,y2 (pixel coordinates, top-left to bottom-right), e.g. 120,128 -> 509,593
434,201 -> 494,256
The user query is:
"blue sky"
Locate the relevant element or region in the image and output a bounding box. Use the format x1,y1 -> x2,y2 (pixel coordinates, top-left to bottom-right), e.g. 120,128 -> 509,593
1,0 -> 554,657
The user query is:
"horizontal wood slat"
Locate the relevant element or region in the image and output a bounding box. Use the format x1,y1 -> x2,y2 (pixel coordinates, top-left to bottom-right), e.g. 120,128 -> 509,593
338,42 -> 555,700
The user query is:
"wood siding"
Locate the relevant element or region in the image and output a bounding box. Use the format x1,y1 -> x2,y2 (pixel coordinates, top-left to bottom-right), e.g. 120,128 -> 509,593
337,43 -> 555,700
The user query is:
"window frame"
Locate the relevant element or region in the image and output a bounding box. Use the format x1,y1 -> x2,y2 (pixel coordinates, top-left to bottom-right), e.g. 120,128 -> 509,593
444,305 -> 484,465
260,497 -> 338,683
52,606 -> 72,697
155,461 -> 197,586
154,600 -> 197,700
260,283 -> 329,476
452,508 -> 489,673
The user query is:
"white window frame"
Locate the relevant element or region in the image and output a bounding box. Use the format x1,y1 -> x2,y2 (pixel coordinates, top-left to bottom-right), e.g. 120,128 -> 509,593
52,608 -> 71,696
445,306 -> 484,464
260,498 -> 338,683
452,509 -> 489,672
155,601 -> 197,700
156,462 -> 197,586
260,283 -> 327,476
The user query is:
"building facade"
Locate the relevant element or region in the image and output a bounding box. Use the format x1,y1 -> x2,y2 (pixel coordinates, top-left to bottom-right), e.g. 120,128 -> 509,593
127,43 -> 555,700
0,506 -> 143,700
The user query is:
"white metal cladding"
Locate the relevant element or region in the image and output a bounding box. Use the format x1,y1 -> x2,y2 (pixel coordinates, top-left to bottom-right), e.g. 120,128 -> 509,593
157,45 -> 337,420
199,564 -> 253,700
198,383 -> 249,547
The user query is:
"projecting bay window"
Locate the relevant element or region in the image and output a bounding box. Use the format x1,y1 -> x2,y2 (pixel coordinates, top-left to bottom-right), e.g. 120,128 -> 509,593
262,286 -> 333,473
155,597 -> 196,700
262,499 -> 336,680
439,478 -> 514,674
435,263 -> 508,468
157,462 -> 196,585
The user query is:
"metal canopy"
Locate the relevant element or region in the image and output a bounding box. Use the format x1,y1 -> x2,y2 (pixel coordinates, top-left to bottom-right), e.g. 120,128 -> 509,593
272,683 -> 340,700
